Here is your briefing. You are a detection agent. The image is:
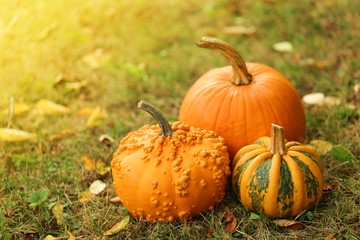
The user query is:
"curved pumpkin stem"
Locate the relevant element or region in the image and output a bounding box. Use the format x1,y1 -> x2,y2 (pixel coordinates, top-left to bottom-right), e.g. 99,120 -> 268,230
138,101 -> 173,137
196,36 -> 253,86
268,124 -> 287,155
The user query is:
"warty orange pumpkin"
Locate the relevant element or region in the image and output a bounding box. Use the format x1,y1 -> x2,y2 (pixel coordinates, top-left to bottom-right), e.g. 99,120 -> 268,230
111,101 -> 231,222
179,37 -> 306,158
232,124 -> 324,219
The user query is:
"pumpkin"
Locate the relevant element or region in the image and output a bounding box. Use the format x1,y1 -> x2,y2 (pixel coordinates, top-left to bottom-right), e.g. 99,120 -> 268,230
179,37 -> 306,158
232,124 -> 324,219
111,101 -> 231,222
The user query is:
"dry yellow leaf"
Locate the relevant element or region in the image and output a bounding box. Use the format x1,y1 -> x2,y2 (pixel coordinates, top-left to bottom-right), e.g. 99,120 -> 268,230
78,107 -> 95,116
79,190 -> 96,203
67,231 -> 76,240
103,216 -> 130,236
324,234 -> 336,240
309,139 -> 333,155
44,236 -> 60,240
0,128 -> 37,142
86,107 -> 107,128
33,99 -> 70,115
89,180 -> 107,195
81,155 -> 96,171
52,201 -> 64,225
49,128 -> 78,141
3,103 -> 30,116
96,160 -> 111,176
110,196 -> 121,204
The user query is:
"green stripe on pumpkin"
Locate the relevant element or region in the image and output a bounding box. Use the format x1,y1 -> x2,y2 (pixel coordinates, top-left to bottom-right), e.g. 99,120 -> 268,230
292,156 -> 320,200
248,159 -> 272,210
232,157 -> 254,196
278,160 -> 294,214
299,151 -> 322,169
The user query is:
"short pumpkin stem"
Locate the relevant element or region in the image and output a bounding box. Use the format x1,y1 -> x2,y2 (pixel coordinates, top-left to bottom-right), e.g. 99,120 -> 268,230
196,36 -> 253,86
138,101 -> 173,137
268,124 -> 287,155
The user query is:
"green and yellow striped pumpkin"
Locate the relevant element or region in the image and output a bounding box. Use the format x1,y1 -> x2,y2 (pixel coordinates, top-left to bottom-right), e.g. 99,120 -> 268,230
232,124 -> 324,219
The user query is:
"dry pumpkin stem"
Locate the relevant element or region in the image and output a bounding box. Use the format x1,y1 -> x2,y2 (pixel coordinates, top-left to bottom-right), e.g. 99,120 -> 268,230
137,100 -> 173,137
196,36 -> 253,86
268,124 -> 287,155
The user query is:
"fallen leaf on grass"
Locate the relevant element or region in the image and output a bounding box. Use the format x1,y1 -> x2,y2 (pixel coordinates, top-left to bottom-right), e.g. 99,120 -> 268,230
67,231 -> 76,240
223,25 -> 257,35
89,180 -> 107,195
223,207 -> 237,233
110,196 -> 121,204
95,160 -> 111,176
44,235 -> 60,240
332,145 -> 356,162
272,41 -> 293,53
273,219 -> 305,230
78,107 -> 95,116
86,107 -> 108,128
324,234 -> 337,240
323,181 -> 334,192
353,83 -> 360,93
55,74 -> 88,91
49,128 -> 78,141
303,93 -> 325,105
29,189 -> 49,208
3,102 -> 30,116
309,140 -> 333,155
52,201 -> 64,225
249,212 -> 262,220
81,156 -> 110,175
98,134 -> 115,145
103,215 -> 130,236
33,99 -> 70,115
79,191 -> 96,203
81,155 -> 96,171
303,93 -> 341,106
0,128 -> 37,142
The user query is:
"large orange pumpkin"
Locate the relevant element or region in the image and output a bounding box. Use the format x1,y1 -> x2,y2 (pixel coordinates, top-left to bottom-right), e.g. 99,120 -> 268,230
179,37 -> 306,158
111,101 -> 230,222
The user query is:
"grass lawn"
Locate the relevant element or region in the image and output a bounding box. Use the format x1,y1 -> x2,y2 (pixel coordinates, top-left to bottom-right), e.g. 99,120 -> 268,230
0,0 -> 359,239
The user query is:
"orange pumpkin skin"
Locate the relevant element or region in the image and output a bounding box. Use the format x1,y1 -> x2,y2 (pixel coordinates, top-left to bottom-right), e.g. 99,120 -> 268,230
179,37 -> 305,159
179,64 -> 305,158
111,102 -> 231,222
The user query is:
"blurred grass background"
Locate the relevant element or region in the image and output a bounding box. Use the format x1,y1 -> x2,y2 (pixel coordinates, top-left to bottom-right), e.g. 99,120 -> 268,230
0,0 -> 359,239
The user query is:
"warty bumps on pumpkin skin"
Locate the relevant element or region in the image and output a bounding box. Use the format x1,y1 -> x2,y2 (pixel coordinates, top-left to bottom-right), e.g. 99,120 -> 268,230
111,101 -> 231,222
179,37 -> 306,159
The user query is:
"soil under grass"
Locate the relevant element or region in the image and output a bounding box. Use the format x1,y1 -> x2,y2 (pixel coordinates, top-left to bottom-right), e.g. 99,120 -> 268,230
0,0 -> 359,239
